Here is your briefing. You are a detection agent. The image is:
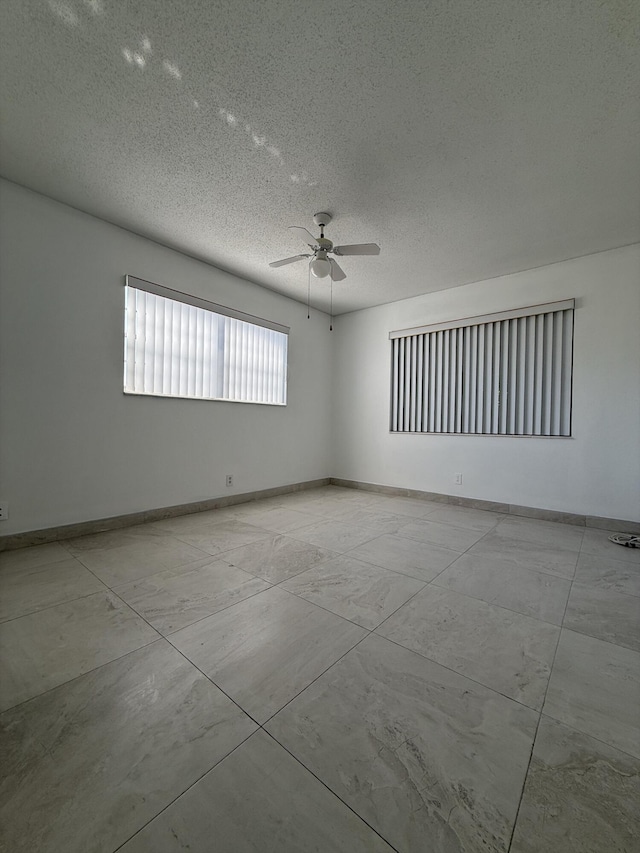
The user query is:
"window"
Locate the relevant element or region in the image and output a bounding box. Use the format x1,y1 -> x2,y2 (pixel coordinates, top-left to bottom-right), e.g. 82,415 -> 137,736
390,300 -> 574,436
124,276 -> 288,405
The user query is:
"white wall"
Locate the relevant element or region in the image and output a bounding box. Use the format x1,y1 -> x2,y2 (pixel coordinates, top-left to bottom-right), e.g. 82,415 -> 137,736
331,245 -> 640,521
0,180 -> 333,535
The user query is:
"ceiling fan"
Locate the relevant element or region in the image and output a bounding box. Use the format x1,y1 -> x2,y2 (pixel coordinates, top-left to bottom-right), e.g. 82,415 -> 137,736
269,212 -> 380,281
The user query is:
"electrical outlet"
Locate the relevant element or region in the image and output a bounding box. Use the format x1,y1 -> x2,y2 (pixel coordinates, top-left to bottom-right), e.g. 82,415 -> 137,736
0,501 -> 8,520
225,475 -> 233,487
454,473 -> 463,485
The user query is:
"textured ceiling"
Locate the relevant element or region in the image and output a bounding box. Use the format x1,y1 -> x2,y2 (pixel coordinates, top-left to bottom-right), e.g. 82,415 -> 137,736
1,0 -> 639,314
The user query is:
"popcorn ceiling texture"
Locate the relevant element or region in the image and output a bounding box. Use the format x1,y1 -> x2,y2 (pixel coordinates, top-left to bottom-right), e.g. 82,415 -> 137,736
1,0 -> 638,313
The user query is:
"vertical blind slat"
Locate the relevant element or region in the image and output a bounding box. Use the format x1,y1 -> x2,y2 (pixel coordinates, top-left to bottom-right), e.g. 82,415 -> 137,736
469,326 -> 477,433
476,324 -> 485,432
410,336 -> 417,431
428,334 -> 436,432
435,331 -> 443,432
533,314 -> 544,435
552,311 -> 564,436
391,339 -> 399,431
455,329 -> 464,433
398,338 -> 405,432
543,313 -> 554,435
416,335 -> 424,432
441,330 -> 450,433
560,309 -> 573,436
490,321 -> 500,434
462,326 -> 470,433
448,329 -> 457,432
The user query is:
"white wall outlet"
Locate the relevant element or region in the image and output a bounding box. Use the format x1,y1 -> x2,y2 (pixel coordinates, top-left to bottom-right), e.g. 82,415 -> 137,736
0,501 -> 8,520
225,475 -> 233,487
454,473 -> 463,485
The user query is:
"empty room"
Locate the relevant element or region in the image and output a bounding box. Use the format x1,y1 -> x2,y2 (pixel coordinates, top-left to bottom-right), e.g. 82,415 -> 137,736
0,1 -> 639,851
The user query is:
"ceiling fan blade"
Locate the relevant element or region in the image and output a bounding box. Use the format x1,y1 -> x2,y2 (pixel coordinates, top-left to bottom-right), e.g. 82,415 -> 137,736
269,254 -> 310,268
329,258 -> 347,281
289,226 -> 320,249
333,243 -> 380,256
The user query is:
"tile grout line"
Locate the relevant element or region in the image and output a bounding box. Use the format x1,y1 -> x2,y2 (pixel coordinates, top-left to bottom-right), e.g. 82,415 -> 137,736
110,727 -> 259,853
0,583 -> 112,626
103,586 -> 266,729
505,537 -> 578,853
371,632 -> 545,715
260,727 -> 402,853
272,583 -> 385,631
258,626 -> 376,728
0,635 -> 164,717
355,516 -> 503,631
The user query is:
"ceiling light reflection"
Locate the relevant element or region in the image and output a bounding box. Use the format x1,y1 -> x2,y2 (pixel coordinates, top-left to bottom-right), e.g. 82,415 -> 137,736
162,60 -> 181,80
48,1 -> 79,27
83,0 -> 104,14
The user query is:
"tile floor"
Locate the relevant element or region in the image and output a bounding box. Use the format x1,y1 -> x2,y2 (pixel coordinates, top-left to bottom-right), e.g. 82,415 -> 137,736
1,486 -> 638,852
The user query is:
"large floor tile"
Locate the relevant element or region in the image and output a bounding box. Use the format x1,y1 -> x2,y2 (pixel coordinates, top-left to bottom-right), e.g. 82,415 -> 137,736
348,533 -> 459,581
114,558 -> 270,635
563,582 -> 640,651
267,633 -> 537,853
494,515 -> 585,551
272,492 -> 337,513
0,542 -> 70,572
544,630 -> 640,757
290,519 -> 379,552
510,716 -> 640,853
581,528 -> 640,566
232,506 -> 321,533
74,535 -> 208,586
377,585 -> 559,709
0,557 -> 105,622
396,518 -> 487,552
281,555 -> 425,629
295,497 -> 363,518
171,586 -> 366,722
422,505 -> 502,531
0,641 -> 256,853
0,591 -> 159,711
327,507 -> 414,535
374,496 -> 440,517
147,509 -> 236,534
574,553 -> 640,597
63,525 -> 165,554
173,520 -> 272,556
223,534 -> 335,583
465,530 -> 578,579
434,553 -> 571,625
120,730 -> 394,852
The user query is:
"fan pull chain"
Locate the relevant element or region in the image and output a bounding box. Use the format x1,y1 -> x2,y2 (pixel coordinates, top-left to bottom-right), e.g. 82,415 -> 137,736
307,263 -> 311,320
329,274 -> 333,331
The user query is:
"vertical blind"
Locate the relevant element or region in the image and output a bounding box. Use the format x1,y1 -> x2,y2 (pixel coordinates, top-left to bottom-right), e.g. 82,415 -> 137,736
390,300 -> 574,436
124,277 -> 288,405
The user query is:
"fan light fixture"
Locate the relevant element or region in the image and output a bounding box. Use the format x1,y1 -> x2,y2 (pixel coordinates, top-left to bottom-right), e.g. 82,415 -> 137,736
310,251 -> 331,278
268,212 -> 380,283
